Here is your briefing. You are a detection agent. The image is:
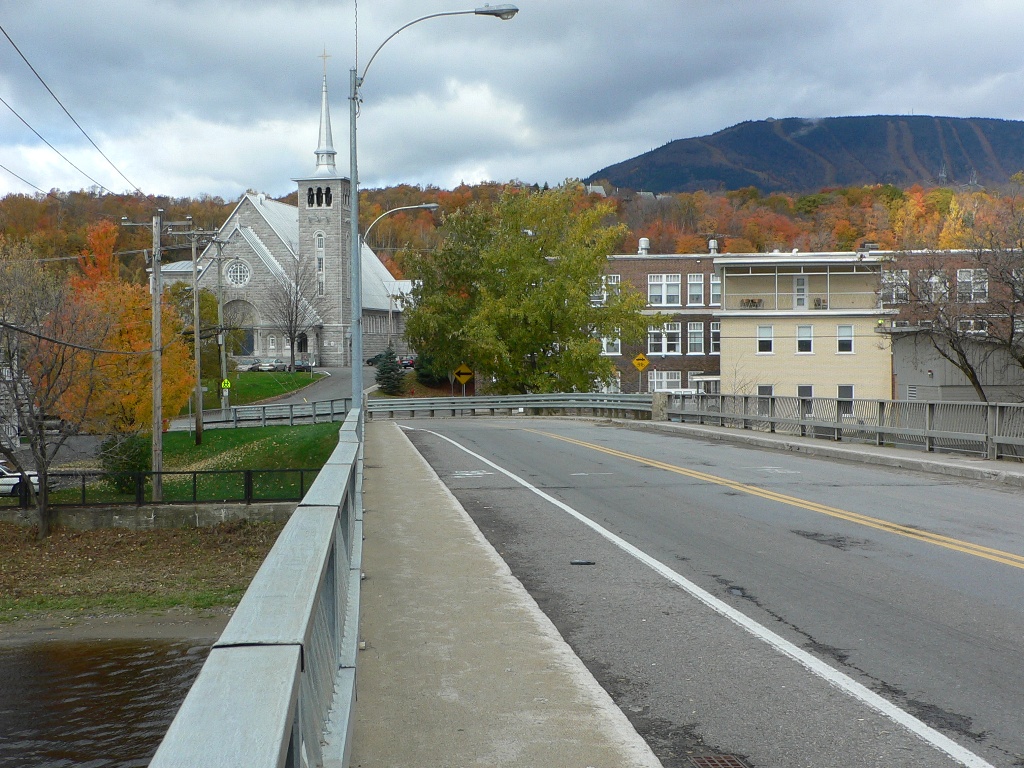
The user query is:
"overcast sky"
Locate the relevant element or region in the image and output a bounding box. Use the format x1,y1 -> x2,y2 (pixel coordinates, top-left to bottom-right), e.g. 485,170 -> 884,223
4,1 -> 1024,201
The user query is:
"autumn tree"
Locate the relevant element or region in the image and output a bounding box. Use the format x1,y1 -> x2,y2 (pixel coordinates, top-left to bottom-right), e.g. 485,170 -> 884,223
403,183 -> 648,394
0,235 -> 112,537
62,221 -> 194,435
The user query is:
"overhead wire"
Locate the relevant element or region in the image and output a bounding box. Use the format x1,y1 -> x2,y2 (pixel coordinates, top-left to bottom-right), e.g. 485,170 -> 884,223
0,22 -> 139,195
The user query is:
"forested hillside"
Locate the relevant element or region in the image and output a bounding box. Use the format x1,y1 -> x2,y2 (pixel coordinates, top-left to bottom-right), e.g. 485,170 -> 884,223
1,176 -> 1020,284
586,116 -> 1024,194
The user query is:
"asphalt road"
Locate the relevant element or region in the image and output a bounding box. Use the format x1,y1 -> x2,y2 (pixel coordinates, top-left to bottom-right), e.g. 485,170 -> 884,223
400,417 -> 1024,768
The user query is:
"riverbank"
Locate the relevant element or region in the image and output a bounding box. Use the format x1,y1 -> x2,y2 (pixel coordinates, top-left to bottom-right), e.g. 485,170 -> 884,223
0,519 -> 285,645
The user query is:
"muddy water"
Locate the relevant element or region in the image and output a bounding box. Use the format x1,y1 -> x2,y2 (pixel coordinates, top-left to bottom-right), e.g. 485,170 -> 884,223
0,639 -> 209,767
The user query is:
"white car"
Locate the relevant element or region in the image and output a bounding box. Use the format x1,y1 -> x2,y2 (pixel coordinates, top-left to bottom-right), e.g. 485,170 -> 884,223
0,463 -> 41,496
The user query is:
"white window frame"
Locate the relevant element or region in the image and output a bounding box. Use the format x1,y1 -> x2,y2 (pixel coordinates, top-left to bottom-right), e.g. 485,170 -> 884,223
591,274 -> 620,306
956,268 -> 988,303
648,369 -> 683,392
226,261 -> 251,286
648,322 -> 682,355
687,273 -> 704,306
710,273 -> 721,306
882,269 -> 910,304
268,335 -> 277,350
838,384 -> 854,415
710,321 -> 721,354
600,333 -> 621,355
837,324 -> 854,354
756,325 -> 773,354
919,270 -> 949,303
687,321 -> 704,354
794,275 -> 808,309
648,273 -> 681,306
796,324 -> 813,354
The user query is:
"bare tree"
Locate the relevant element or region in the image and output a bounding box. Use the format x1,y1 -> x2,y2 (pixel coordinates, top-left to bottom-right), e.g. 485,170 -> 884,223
0,239 -> 110,537
262,253 -> 325,370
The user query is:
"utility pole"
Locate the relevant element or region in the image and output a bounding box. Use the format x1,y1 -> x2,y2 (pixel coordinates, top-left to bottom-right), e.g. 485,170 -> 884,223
151,211 -> 164,502
213,239 -> 229,411
122,211 -> 167,502
170,219 -> 219,445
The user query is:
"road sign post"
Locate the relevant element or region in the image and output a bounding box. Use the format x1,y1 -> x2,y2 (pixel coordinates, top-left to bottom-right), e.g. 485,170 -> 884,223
453,364 -> 473,396
632,353 -> 649,392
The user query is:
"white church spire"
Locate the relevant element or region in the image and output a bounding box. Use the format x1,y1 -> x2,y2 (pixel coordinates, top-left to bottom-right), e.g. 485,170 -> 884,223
313,54 -> 338,176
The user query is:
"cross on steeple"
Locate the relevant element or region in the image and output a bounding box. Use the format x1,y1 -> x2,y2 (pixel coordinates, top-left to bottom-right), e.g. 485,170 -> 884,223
319,48 -> 331,77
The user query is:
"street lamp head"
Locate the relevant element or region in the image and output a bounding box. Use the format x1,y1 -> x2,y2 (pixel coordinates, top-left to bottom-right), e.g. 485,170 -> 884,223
475,4 -> 518,20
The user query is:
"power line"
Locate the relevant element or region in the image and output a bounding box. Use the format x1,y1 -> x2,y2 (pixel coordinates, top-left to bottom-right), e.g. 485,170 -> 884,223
0,23 -> 142,194
0,162 -> 63,201
0,92 -> 115,194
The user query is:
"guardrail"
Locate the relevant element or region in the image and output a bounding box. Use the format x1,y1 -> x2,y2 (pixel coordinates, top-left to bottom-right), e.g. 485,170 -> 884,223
149,408 -> 364,768
180,398 -> 353,430
365,392 -> 654,420
670,393 -> 1024,460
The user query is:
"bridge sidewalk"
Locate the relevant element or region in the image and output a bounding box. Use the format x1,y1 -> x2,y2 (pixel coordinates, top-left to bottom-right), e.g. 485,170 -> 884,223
352,420 -> 662,768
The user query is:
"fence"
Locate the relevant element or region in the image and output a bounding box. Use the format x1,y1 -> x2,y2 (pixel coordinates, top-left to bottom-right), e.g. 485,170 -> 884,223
0,468 -> 322,509
148,408 -> 364,768
670,393 -> 1024,460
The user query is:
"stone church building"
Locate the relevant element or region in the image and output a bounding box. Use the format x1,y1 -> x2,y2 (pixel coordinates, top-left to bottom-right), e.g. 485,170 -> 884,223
188,76 -> 410,367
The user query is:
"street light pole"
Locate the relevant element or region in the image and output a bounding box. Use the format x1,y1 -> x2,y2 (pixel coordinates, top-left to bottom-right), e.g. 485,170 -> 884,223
150,210 -> 164,502
348,4 -> 518,406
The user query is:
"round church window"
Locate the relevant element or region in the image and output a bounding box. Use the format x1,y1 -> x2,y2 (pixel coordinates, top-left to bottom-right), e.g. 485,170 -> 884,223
227,261 -> 251,286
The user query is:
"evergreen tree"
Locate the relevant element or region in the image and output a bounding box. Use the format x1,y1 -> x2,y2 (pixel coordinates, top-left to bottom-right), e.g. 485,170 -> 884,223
374,347 -> 405,395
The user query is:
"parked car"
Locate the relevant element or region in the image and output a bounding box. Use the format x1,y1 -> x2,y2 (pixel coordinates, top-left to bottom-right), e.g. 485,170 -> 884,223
366,352 -> 388,366
232,356 -> 261,372
399,355 -> 417,369
0,463 -> 42,496
292,360 -> 313,372
257,358 -> 287,372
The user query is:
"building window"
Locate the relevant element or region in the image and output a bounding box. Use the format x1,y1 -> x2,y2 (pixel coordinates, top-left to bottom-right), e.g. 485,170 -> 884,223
957,318 -> 988,335
757,325 -> 773,353
687,273 -> 704,306
919,270 -> 949,302
882,269 -> 910,304
796,324 -> 813,353
268,335 -> 276,350
648,274 -> 681,306
687,322 -> 704,354
600,334 -> 620,355
838,384 -> 854,416
837,324 -> 854,353
757,384 -> 773,416
956,269 -> 988,303
648,369 -> 682,392
226,261 -> 251,286
710,273 -> 721,306
315,232 -> 326,297
648,322 -> 682,355
710,321 -> 721,354
591,274 -> 620,305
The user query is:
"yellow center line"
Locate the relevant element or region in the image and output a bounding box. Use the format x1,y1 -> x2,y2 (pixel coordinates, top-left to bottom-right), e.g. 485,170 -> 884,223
525,428 -> 1024,571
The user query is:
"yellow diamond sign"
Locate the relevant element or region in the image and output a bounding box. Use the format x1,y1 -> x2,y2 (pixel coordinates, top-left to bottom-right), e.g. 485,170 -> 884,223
632,353 -> 650,371
453,364 -> 474,385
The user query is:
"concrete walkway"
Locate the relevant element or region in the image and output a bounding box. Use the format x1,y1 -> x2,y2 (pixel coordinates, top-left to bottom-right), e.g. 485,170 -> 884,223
352,420 -> 662,768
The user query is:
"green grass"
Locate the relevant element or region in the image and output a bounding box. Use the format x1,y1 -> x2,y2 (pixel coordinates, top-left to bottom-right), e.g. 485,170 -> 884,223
38,422 -> 342,506
194,370 -> 326,410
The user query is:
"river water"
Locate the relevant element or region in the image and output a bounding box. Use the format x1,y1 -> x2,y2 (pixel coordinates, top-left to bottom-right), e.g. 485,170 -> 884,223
0,639 -> 209,767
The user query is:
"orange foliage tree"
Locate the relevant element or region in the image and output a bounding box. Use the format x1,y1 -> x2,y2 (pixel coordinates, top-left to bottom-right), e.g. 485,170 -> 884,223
61,221 -> 194,434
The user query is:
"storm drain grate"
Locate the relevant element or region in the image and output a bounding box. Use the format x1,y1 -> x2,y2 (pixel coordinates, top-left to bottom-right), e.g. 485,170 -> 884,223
688,757 -> 750,768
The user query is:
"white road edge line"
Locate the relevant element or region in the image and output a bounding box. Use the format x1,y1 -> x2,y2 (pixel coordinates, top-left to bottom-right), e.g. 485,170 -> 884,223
406,425 -> 996,768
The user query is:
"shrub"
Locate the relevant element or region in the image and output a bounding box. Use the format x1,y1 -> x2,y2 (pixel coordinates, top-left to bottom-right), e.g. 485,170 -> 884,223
99,433 -> 151,493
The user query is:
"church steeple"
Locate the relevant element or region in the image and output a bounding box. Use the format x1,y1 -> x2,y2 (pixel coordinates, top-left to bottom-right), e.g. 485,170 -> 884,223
313,73 -> 338,176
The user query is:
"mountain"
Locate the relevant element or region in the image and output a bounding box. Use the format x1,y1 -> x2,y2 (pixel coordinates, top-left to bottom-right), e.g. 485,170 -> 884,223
586,115 -> 1024,194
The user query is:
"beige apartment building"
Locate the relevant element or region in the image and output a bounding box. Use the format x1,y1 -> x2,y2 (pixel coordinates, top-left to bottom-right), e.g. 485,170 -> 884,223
715,251 -> 896,402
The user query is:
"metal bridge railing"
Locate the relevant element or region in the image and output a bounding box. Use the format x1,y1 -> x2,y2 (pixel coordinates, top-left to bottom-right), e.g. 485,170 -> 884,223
148,408 -> 364,768
365,392 -> 653,420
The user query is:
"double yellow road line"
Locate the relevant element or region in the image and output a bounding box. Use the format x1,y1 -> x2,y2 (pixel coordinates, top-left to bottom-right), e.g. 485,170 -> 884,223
528,429 -> 1024,571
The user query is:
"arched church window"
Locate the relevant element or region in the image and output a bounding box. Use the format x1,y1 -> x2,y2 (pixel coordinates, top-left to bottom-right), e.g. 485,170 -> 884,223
226,261 -> 251,286
307,187 -> 314,207
315,187 -> 324,206
324,187 -> 332,206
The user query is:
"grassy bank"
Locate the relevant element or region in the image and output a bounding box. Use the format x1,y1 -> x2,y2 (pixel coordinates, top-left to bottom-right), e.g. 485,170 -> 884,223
1,422 -> 341,623
196,369 -> 327,411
